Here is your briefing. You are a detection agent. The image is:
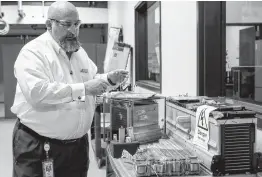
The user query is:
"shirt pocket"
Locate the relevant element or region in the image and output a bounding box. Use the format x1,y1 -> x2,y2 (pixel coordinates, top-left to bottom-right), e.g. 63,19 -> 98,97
44,53 -> 65,82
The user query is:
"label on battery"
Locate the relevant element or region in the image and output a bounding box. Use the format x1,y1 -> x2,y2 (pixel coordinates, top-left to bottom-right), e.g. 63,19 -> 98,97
193,105 -> 216,150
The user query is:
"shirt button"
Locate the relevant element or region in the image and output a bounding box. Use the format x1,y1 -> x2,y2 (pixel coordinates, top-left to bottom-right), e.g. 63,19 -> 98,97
78,96 -> 81,100
70,71 -> 73,75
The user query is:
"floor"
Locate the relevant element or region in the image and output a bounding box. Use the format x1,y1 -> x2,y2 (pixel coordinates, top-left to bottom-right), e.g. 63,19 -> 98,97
0,118 -> 106,177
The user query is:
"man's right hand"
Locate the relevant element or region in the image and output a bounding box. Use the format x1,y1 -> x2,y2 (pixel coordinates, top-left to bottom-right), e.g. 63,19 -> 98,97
84,79 -> 109,96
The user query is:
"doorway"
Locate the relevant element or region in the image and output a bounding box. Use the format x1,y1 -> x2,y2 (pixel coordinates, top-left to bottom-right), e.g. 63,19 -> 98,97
0,35 -> 37,119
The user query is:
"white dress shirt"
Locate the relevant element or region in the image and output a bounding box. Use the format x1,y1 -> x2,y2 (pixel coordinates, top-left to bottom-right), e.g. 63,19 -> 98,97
11,31 -> 109,140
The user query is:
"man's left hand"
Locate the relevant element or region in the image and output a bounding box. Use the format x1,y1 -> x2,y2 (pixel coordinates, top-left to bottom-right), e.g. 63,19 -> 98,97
107,69 -> 129,85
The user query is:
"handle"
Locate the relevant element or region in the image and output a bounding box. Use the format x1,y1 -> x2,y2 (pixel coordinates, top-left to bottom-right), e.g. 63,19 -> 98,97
176,115 -> 191,134
176,115 -> 190,123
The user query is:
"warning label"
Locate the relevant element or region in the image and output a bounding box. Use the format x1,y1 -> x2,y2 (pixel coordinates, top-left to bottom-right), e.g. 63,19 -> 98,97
198,108 -> 208,131
193,105 -> 216,150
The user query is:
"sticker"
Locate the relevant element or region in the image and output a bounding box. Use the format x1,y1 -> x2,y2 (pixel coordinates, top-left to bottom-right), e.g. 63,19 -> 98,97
193,105 -> 216,150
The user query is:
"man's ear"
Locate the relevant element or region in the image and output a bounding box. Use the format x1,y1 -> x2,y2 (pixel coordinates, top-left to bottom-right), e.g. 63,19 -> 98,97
45,19 -> 52,31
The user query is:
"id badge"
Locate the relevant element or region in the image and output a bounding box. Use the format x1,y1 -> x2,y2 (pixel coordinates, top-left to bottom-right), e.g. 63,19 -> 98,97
42,159 -> 54,177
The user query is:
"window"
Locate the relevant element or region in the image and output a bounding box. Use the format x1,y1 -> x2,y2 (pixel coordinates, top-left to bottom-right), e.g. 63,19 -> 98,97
225,1 -> 262,105
198,1 -> 262,128
135,1 -> 161,92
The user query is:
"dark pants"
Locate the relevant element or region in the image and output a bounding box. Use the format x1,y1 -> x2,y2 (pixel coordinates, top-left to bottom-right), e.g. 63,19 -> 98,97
12,119 -> 89,177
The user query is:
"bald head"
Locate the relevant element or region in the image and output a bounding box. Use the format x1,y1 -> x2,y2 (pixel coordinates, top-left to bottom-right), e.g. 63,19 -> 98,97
47,1 -> 79,21
46,1 -> 81,53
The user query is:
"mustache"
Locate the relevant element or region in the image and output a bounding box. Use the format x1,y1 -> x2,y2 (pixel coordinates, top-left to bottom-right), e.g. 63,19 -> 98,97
61,37 -> 81,45
64,36 -> 78,40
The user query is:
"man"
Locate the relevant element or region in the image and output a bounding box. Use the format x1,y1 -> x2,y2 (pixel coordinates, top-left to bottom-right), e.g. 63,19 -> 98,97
11,1 -> 128,177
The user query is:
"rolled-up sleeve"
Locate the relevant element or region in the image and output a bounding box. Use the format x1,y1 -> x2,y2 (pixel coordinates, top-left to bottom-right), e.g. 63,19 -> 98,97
14,49 -> 85,106
70,83 -> 85,100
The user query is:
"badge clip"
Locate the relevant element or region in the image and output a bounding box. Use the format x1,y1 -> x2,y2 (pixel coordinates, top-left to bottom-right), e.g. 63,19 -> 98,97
44,142 -> 50,159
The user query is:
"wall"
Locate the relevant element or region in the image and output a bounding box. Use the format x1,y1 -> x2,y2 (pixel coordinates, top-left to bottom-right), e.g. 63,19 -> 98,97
79,28 -> 107,44
161,1 -> 197,96
107,1 -> 125,29
1,5 -> 108,24
227,1 -> 262,23
0,50 -> 3,83
257,129 -> 262,152
107,1 -> 138,91
108,1 -> 197,96
0,52 -> 3,103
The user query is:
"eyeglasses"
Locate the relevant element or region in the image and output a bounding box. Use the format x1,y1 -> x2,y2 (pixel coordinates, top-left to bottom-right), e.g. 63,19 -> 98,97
49,18 -> 81,29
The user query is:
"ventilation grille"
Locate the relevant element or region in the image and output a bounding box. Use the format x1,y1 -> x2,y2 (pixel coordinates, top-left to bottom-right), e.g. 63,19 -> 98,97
222,123 -> 255,174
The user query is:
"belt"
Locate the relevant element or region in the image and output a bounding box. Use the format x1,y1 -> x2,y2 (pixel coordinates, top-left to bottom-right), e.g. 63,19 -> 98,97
17,119 -> 86,145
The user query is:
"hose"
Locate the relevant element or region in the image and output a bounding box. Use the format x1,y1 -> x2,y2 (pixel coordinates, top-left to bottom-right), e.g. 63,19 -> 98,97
0,1 -> 10,35
0,18 -> 9,35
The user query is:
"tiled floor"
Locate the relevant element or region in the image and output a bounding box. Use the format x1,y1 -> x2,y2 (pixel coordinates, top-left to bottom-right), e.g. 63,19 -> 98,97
0,118 -> 106,177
